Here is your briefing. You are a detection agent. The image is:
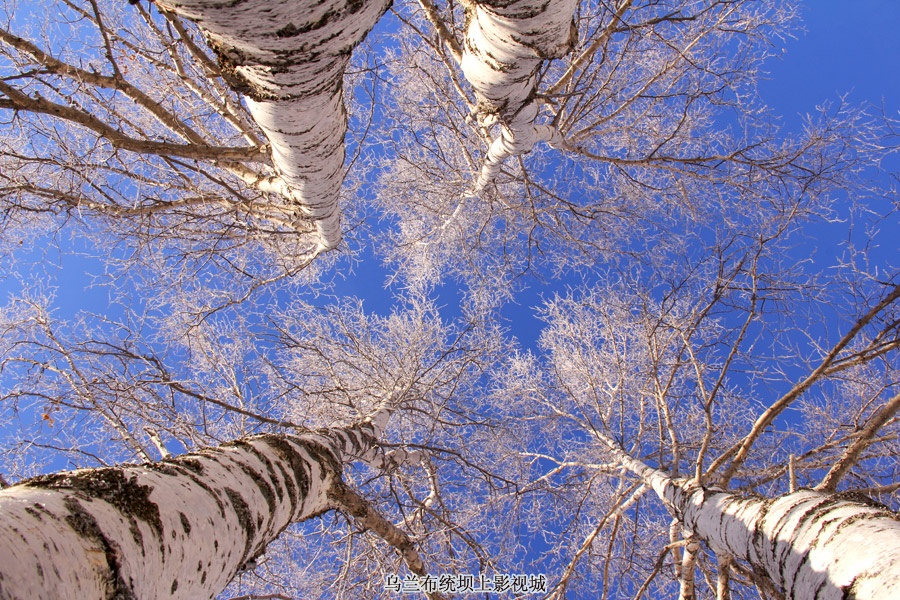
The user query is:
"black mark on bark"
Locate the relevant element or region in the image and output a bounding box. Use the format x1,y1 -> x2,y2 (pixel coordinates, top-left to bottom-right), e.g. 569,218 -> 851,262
64,497 -> 136,600
30,468 -> 163,544
225,487 -> 256,565
180,512 -> 192,535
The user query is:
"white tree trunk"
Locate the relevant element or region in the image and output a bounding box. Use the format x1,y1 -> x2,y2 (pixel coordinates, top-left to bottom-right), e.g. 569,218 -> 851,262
460,0 -> 577,191
606,441 -> 900,599
0,424 -> 378,599
680,487 -> 900,600
154,0 -> 391,250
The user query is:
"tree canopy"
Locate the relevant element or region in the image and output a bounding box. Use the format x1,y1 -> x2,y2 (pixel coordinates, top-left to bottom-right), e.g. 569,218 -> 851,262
1,0 -> 899,598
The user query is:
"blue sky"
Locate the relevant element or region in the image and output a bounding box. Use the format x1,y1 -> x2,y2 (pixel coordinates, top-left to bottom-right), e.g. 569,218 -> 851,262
0,2 -> 898,596
762,0 -> 900,119
3,1 -> 898,340
762,1 -> 900,303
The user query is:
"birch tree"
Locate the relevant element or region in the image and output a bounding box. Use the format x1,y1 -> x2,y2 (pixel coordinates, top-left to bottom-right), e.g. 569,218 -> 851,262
0,418 -> 407,599
597,428 -> 900,599
2,0 -> 898,598
518,226 -> 900,598
457,0 -> 578,192
0,0 -> 400,331
375,0 -> 870,304
1,0 -> 389,253
150,0 -> 392,252
0,288 -> 511,598
0,0 -> 325,324
1,0 -> 877,307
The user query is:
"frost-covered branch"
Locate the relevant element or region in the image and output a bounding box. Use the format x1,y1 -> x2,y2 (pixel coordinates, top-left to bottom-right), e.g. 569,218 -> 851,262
817,391 -> 900,492
711,283 -> 900,485
416,0 -> 463,63
546,0 -> 634,97
547,482 -> 646,600
0,82 -> 264,162
329,483 -> 445,600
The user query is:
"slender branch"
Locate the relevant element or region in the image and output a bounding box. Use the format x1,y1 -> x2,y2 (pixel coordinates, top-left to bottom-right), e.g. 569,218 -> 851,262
709,283 -> 900,485
416,0 -> 462,64
0,27 -> 213,144
157,8 -> 223,78
716,554 -> 732,600
163,379 -> 307,431
817,391 -> 900,492
788,455 -> 798,493
87,0 -> 122,79
328,483 -> 445,600
678,536 -> 701,600
694,253 -> 759,482
633,542 -> 678,600
546,0 -> 634,96
547,483 -> 645,600
0,84 -> 266,162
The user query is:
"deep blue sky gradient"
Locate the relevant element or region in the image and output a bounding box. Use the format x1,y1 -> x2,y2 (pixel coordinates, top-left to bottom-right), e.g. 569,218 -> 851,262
761,0 -> 900,121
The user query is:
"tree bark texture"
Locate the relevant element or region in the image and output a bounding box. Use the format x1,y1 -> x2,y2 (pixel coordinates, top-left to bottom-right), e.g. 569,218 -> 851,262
0,425 -> 377,599
610,443 -> 900,599
154,0 -> 392,250
460,0 -> 577,190
675,487 -> 900,600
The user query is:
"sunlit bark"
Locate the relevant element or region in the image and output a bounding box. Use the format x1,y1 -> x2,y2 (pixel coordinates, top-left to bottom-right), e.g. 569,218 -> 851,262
154,0 -> 392,250
0,384 -> 438,600
535,245 -> 900,597
0,430 -> 354,599
601,436 -> 900,600
460,0 -> 577,191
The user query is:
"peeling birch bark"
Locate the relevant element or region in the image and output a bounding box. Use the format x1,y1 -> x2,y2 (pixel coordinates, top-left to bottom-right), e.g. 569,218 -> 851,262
153,0 -> 391,250
601,437 -> 900,600
460,0 -> 577,192
0,425 -> 380,600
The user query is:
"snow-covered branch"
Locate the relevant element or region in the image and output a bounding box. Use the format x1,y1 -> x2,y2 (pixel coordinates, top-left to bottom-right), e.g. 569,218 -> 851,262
329,483 -> 445,600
